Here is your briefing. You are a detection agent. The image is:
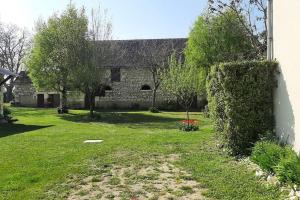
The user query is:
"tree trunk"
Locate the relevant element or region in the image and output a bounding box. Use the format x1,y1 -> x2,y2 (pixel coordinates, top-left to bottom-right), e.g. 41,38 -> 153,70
59,88 -> 68,114
5,84 -> 14,102
152,88 -> 157,108
89,94 -> 95,117
186,109 -> 190,126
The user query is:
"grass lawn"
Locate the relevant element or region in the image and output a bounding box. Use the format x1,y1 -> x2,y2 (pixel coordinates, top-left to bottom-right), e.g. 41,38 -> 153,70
0,107 -> 284,200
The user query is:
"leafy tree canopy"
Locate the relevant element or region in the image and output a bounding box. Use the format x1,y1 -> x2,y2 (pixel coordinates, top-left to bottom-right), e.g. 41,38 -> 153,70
185,10 -> 257,93
27,4 -> 88,109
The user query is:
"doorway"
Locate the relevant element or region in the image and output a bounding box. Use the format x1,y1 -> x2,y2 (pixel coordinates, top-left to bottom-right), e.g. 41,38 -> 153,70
37,94 -> 44,107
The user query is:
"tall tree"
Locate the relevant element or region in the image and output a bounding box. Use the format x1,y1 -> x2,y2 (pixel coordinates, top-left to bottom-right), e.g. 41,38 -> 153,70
185,10 -> 255,93
138,40 -> 176,109
208,0 -> 267,56
27,4 -> 88,113
0,23 -> 30,102
161,53 -> 200,122
74,5 -> 116,116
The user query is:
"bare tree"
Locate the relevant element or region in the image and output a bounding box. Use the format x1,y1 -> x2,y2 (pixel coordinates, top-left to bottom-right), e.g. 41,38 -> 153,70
208,0 -> 267,57
75,5 -> 117,116
138,40 -> 180,109
0,23 -> 31,102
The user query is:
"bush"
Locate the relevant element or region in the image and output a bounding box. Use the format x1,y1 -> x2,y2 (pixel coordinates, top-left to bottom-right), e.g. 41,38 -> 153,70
3,106 -> 11,116
178,120 -> 199,132
149,107 -> 159,113
251,141 -> 300,186
1,106 -> 17,123
251,141 -> 284,173
207,60 -> 278,155
275,147 -> 300,185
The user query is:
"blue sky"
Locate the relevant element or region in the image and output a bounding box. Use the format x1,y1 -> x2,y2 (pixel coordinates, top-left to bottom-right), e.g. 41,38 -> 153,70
0,0 -> 207,39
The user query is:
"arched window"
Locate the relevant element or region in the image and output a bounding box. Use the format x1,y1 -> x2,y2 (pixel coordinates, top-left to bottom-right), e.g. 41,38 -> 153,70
105,86 -> 112,91
141,84 -> 151,91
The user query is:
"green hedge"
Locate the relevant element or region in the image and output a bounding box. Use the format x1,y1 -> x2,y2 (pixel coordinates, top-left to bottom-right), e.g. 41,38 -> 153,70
207,60 -> 278,155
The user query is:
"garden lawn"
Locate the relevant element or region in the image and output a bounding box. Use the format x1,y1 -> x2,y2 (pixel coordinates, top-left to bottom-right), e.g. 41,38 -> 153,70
0,107 -> 284,200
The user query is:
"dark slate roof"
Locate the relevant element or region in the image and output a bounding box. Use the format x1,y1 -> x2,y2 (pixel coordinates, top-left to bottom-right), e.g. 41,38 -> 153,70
99,38 -> 187,68
15,38 -> 188,84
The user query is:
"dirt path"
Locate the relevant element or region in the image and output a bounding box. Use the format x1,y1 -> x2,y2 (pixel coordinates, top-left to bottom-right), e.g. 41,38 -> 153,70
66,155 -> 206,200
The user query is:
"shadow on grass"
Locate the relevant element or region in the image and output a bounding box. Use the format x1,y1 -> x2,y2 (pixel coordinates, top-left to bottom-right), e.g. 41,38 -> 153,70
0,124 -> 52,138
60,112 -> 184,129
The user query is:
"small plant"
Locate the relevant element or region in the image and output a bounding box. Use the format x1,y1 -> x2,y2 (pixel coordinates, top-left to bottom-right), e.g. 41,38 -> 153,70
251,140 -> 300,186
251,140 -> 284,173
178,120 -> 199,132
275,147 -> 300,185
57,107 -> 69,114
3,106 -> 11,116
149,107 -> 159,113
1,106 -> 17,123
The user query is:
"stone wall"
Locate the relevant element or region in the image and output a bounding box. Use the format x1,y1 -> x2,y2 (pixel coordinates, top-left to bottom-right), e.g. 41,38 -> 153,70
13,67 -> 178,109
95,67 -> 174,108
14,79 -> 36,107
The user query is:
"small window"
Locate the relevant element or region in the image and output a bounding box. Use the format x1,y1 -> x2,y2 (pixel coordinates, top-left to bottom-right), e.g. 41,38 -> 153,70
105,85 -> 112,91
141,85 -> 151,91
111,68 -> 120,82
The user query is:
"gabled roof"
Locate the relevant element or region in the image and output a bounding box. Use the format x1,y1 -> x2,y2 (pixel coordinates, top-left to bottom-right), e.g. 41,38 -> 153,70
100,38 -> 187,68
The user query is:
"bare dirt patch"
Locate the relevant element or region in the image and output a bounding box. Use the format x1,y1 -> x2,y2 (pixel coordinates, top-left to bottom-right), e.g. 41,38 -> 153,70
66,154 -> 206,200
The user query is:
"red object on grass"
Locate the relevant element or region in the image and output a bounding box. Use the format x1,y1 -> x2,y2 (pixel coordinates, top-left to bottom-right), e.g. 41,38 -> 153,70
180,119 -> 199,125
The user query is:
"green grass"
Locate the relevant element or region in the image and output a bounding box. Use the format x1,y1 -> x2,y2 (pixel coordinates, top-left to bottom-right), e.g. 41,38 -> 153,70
0,107 -> 284,200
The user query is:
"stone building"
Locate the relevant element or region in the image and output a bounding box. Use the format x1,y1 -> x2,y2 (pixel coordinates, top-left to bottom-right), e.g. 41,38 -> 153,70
14,38 -> 195,109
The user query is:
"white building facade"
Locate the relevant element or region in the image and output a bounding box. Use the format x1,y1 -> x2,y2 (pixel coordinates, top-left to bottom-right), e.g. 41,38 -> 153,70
273,0 -> 300,152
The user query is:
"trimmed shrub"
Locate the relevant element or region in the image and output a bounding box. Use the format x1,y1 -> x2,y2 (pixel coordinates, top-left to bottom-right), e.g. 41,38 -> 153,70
251,141 -> 284,173
207,60 -> 278,155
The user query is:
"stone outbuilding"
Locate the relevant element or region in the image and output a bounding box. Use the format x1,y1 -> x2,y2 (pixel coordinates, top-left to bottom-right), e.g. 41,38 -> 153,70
13,38 -> 203,110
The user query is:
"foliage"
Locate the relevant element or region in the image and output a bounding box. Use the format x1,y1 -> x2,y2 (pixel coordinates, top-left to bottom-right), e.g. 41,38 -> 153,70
275,147 -> 300,186
178,120 -> 199,132
73,5 -> 114,117
208,0 -> 267,57
1,106 -> 16,123
161,53 -> 201,121
185,10 -> 256,93
251,140 -> 300,186
149,107 -> 159,113
251,141 -> 284,173
207,60 -> 278,155
27,4 -> 88,111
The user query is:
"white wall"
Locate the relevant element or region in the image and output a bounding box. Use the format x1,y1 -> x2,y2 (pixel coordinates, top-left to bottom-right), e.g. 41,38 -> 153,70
274,0 -> 300,152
